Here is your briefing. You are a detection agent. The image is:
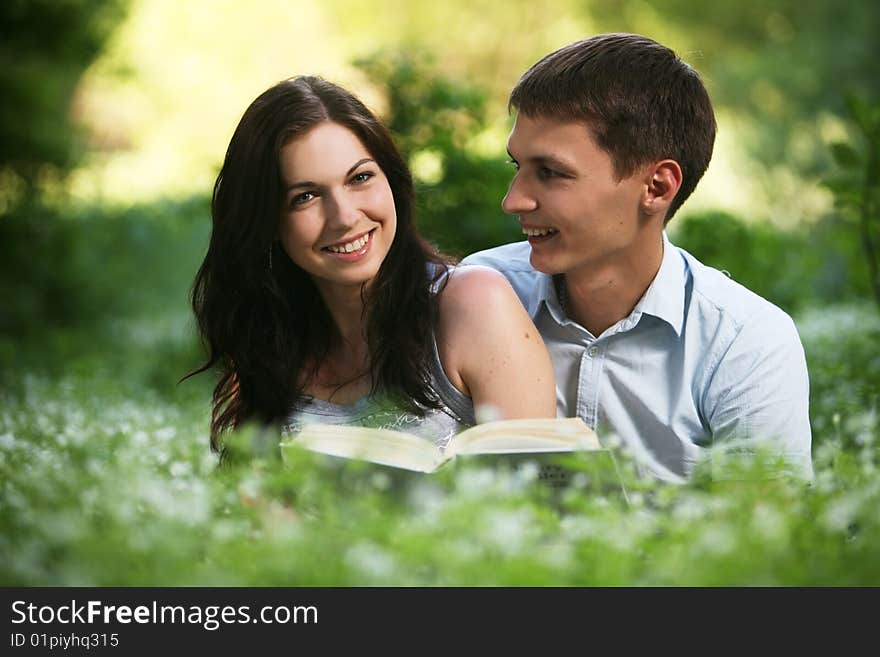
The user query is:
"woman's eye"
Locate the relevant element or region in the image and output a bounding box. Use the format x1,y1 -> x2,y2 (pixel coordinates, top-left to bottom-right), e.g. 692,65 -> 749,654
538,166 -> 560,179
506,158 -> 520,171
291,191 -> 315,207
350,171 -> 374,184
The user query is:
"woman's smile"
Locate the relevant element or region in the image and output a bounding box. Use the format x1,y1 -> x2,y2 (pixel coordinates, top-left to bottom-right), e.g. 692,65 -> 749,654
321,228 -> 375,260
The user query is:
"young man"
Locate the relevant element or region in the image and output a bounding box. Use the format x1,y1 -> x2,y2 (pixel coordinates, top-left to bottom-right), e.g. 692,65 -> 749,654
462,33 -> 812,482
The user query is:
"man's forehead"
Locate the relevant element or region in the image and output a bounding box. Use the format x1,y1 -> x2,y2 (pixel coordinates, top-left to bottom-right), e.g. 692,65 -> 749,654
508,114 -> 595,146
506,114 -> 599,166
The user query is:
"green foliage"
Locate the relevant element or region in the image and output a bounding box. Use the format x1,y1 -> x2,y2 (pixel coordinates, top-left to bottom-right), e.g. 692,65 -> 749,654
823,94 -> 880,308
0,0 -> 133,342
799,304 -> 880,452
670,210 -> 873,313
355,50 -> 487,157
355,51 -> 519,257
0,0 -> 129,203
0,197 -> 210,341
1,299 -> 878,585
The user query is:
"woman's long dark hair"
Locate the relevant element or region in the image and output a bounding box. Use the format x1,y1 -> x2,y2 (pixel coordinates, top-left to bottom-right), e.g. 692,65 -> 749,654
189,76 -> 449,452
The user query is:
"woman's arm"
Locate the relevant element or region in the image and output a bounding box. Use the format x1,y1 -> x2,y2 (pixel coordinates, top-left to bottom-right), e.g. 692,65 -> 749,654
436,265 -> 556,421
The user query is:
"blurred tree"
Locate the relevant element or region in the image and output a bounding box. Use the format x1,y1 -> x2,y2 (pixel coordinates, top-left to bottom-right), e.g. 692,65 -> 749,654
354,51 -> 520,257
0,0 -> 129,337
0,0 -> 128,208
824,95 -> 880,309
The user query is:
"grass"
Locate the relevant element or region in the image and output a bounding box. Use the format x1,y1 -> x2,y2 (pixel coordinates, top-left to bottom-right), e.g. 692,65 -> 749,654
3,302 -> 877,586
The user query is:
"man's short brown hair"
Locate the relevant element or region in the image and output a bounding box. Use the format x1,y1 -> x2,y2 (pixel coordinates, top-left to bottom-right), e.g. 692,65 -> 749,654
510,33 -> 716,221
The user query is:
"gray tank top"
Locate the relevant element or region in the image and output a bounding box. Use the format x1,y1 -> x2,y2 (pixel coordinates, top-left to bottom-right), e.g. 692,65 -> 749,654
280,267 -> 475,449
280,335 -> 475,449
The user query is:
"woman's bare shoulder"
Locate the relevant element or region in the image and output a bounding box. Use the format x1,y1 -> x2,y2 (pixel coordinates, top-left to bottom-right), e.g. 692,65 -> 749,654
435,265 -> 555,418
436,264 -> 543,372
437,265 -> 522,317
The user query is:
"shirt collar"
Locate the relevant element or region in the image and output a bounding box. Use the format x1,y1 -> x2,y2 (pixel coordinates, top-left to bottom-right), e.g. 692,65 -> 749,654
532,232 -> 687,337
533,270 -> 573,325
530,270 -> 557,319
630,232 -> 687,337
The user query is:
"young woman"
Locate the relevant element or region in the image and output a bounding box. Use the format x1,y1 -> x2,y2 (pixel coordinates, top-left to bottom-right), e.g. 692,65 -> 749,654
190,76 -> 555,454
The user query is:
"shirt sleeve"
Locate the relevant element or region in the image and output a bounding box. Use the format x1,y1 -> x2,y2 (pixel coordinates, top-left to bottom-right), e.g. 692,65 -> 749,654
703,307 -> 813,480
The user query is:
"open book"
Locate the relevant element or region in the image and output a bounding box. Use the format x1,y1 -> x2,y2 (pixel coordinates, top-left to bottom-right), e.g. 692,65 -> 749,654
279,417 -> 602,473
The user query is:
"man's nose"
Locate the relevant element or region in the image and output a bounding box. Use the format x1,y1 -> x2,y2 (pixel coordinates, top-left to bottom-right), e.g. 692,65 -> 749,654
501,175 -> 538,215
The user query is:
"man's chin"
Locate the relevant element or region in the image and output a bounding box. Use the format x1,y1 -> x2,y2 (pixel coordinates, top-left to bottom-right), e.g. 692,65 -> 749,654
528,251 -> 563,275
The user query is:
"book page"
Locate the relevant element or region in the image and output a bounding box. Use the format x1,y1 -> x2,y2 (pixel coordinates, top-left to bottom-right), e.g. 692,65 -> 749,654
280,424 -> 446,473
452,418 -> 602,456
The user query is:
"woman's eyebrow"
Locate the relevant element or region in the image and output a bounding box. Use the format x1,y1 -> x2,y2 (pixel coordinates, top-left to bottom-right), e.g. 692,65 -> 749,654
284,158 -> 375,192
284,180 -> 316,192
346,158 -> 374,176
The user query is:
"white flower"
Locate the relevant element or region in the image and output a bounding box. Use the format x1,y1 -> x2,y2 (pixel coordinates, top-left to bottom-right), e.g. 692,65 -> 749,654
0,433 -> 16,450
345,541 -> 396,580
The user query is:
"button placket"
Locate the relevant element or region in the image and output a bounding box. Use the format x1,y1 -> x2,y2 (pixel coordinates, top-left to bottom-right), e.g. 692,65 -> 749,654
576,342 -> 601,428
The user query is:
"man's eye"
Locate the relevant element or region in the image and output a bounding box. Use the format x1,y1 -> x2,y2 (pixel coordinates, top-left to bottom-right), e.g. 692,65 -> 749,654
538,166 -> 560,179
350,171 -> 374,184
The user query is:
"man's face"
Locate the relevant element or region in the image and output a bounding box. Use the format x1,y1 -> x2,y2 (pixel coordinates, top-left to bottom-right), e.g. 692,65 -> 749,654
503,113 -> 651,277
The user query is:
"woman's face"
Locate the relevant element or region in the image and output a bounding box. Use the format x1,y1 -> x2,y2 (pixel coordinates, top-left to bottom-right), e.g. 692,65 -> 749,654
277,121 -> 397,295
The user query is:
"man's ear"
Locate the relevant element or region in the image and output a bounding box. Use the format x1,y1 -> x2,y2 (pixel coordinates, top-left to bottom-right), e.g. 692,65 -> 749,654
642,159 -> 682,218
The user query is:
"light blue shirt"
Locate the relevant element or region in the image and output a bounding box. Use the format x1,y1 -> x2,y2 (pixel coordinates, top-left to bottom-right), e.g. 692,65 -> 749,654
462,236 -> 813,482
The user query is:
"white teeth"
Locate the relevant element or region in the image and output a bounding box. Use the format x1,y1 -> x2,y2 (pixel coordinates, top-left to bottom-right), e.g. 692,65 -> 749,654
327,233 -> 370,253
522,227 -> 558,237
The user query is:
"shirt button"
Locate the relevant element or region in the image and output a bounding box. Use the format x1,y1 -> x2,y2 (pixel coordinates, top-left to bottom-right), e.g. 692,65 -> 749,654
588,346 -> 599,357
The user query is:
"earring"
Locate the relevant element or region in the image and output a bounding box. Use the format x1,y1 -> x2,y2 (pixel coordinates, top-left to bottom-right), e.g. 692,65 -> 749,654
268,243 -> 274,271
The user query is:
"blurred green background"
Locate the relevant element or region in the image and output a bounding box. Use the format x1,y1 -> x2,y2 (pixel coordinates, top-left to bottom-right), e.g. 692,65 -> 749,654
1,0 -> 879,585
